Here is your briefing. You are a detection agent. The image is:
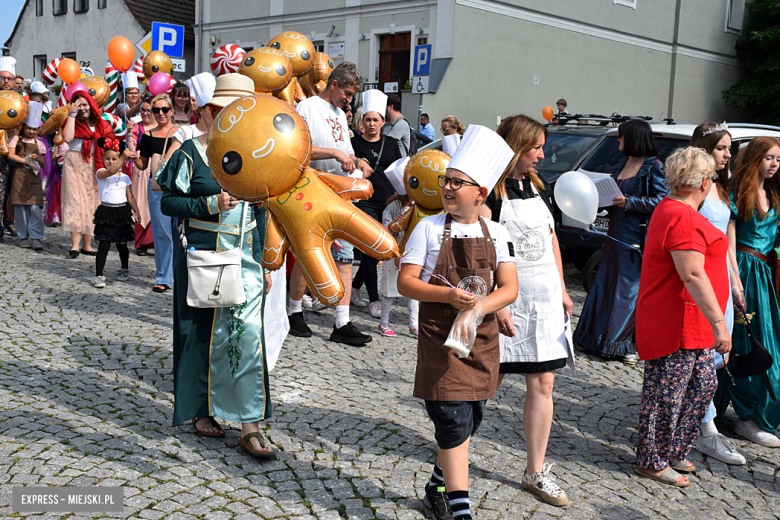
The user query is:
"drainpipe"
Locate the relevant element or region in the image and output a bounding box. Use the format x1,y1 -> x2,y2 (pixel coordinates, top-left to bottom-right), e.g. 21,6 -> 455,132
198,0 -> 204,74
667,0 -> 682,120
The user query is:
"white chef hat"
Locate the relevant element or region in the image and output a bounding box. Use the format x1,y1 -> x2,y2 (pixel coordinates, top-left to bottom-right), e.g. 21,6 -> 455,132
385,157 -> 410,195
186,73 -> 217,107
442,134 -> 461,156
447,125 -> 514,193
26,101 -> 44,128
30,81 -> 48,94
121,72 -> 139,91
362,89 -> 387,118
0,57 -> 17,75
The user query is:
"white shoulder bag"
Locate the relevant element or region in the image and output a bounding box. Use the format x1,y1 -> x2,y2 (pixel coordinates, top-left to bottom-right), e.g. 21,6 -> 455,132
181,202 -> 248,308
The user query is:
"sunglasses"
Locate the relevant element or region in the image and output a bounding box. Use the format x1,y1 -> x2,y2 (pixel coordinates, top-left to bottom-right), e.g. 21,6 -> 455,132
438,175 -> 481,190
152,106 -> 171,115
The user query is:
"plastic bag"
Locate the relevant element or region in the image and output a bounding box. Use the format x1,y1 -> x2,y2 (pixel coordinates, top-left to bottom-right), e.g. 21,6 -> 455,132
444,295 -> 488,358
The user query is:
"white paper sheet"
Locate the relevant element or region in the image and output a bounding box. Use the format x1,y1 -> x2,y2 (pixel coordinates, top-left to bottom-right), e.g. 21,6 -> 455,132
593,177 -> 623,208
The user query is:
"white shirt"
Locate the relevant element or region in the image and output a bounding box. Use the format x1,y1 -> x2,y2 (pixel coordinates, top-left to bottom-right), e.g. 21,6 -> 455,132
96,170 -> 132,205
67,126 -> 95,153
295,96 -> 354,176
174,125 -> 205,143
401,213 -> 514,283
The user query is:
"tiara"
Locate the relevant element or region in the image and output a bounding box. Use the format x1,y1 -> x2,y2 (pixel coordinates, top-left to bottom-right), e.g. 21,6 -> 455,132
702,122 -> 728,137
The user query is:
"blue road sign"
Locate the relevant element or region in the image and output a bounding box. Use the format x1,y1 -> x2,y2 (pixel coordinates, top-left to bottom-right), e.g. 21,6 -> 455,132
413,44 -> 431,76
151,22 -> 185,59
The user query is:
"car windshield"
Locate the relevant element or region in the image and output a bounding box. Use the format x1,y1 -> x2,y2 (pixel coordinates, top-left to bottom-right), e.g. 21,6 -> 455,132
581,136 -> 690,173
537,133 -> 600,174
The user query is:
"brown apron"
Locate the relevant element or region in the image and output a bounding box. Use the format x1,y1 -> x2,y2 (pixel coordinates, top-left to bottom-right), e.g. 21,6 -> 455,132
414,214 -> 500,401
9,139 -> 44,207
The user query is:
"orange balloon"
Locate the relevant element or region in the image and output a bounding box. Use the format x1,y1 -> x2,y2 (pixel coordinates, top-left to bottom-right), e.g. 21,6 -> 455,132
542,106 -> 554,122
107,36 -> 136,72
57,59 -> 81,85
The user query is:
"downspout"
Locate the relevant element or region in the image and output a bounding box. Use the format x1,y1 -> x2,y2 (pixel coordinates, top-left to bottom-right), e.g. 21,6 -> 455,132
198,0 -> 204,74
667,0 -> 682,120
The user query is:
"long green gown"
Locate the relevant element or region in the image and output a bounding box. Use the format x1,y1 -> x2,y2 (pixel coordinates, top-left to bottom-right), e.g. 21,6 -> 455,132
714,193 -> 780,432
158,138 -> 272,426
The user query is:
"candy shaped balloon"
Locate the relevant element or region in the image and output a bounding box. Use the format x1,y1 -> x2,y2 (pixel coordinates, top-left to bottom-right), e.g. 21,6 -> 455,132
389,149 -> 451,263
303,52 -> 336,97
0,91 -> 29,156
143,51 -> 173,79
207,95 -> 399,305
42,58 -> 64,85
211,44 -> 247,76
238,47 -> 293,95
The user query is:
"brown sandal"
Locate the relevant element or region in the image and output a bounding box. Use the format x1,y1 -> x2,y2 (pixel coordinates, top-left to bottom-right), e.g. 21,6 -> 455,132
192,417 -> 225,438
238,432 -> 276,460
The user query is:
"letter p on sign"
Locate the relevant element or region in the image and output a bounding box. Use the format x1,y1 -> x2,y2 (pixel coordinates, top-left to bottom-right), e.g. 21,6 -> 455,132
413,44 -> 431,76
151,22 -> 185,58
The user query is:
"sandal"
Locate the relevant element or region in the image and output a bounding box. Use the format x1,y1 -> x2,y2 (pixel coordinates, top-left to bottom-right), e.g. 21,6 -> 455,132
669,457 -> 696,473
238,431 -> 276,460
152,284 -> 169,293
378,324 -> 396,337
634,466 -> 689,488
192,417 -> 225,438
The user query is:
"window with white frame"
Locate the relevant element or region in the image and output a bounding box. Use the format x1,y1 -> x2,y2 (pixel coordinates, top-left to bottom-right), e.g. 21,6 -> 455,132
614,0 -> 637,9
725,0 -> 746,34
34,55 -> 47,80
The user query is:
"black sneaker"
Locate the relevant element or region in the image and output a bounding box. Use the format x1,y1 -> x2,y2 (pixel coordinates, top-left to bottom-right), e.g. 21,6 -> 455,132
329,321 -> 372,346
288,312 -> 313,338
424,485 -> 454,520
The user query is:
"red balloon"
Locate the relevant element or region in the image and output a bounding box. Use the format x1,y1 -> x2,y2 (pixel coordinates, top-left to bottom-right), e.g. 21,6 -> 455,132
58,59 -> 81,85
107,36 -> 136,72
542,106 -> 554,122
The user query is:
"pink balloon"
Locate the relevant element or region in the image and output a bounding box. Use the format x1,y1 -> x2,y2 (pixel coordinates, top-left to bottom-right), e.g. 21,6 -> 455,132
65,81 -> 88,102
148,72 -> 172,96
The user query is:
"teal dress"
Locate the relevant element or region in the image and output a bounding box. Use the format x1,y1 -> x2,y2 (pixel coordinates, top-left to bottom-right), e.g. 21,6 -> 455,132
714,193 -> 780,432
158,138 -> 272,426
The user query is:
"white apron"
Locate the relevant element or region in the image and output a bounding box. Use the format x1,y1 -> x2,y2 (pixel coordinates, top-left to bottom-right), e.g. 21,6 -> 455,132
498,186 -> 574,371
265,259 -> 289,371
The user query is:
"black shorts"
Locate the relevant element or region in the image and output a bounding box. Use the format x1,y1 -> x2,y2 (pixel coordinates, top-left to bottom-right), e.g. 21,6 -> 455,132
499,357 -> 567,374
425,400 -> 486,450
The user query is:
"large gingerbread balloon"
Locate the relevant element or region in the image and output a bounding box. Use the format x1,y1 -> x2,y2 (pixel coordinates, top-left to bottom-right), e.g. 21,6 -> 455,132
268,31 -> 315,106
301,52 -> 335,97
143,51 -> 174,79
389,149 -> 451,262
238,48 -> 293,95
81,76 -> 110,108
0,91 -> 28,156
208,95 -> 399,305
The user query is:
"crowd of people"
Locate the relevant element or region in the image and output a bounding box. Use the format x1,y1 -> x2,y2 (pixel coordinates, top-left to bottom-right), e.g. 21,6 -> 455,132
2,50 -> 780,520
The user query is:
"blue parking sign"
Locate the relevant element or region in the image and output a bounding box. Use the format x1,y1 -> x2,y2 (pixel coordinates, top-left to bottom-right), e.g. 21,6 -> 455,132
151,22 -> 185,59
413,45 -> 431,76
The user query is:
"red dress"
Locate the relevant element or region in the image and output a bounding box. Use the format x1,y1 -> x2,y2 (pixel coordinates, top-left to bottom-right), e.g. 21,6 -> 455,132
636,198 -> 729,360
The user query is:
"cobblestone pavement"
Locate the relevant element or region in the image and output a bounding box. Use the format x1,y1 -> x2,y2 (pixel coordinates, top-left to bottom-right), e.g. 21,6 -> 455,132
1,228 -> 779,520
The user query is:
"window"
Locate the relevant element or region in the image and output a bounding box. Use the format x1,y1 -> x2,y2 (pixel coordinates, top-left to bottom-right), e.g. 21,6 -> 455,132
97,0 -> 106,8
61,52 -> 77,61
35,0 -> 43,16
53,0 -> 67,15
726,0 -> 746,34
613,0 -> 637,8
33,55 -> 47,80
74,0 -> 88,12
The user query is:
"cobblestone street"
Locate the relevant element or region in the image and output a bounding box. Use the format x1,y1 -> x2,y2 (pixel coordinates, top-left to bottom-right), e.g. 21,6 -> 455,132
1,228 -> 779,520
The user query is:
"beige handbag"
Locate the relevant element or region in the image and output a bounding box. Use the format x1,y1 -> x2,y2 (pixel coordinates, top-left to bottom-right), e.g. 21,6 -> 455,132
149,126 -> 178,192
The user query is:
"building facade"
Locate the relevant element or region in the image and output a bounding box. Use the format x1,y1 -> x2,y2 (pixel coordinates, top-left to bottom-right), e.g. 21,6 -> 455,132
195,0 -> 749,134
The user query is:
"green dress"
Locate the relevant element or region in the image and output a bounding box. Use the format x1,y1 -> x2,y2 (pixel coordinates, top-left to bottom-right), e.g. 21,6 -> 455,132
158,138 -> 272,426
714,193 -> 780,432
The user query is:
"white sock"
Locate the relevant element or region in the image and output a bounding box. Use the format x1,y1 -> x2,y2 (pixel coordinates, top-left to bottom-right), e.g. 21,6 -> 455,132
335,305 -> 350,328
701,420 -> 718,438
288,298 -> 303,316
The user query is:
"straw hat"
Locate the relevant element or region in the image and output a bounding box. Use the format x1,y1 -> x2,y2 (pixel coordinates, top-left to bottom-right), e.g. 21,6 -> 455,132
207,73 -> 254,108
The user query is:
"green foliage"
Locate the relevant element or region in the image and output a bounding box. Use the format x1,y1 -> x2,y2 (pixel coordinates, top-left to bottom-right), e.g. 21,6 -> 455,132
723,0 -> 780,123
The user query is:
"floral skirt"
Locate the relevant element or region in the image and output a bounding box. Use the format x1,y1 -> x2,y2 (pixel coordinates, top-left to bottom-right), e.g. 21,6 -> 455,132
61,151 -> 99,235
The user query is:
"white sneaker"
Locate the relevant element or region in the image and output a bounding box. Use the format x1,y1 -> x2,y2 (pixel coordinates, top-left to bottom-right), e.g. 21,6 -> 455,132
93,276 -> 106,288
521,463 -> 568,507
734,418 -> 780,447
622,354 -> 639,365
350,288 -> 367,307
302,294 -> 313,309
310,299 -> 326,312
369,301 -> 382,318
695,433 -> 746,465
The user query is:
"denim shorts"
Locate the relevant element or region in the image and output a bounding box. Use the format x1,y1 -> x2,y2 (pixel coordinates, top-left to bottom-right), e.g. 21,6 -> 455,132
331,240 -> 354,264
425,400 -> 486,450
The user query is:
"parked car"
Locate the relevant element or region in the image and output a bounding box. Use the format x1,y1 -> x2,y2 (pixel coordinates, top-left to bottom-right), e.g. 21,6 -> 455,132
561,122 -> 780,291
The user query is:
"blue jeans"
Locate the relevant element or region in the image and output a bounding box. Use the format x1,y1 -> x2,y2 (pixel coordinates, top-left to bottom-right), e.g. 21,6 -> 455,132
331,240 -> 354,264
14,205 -> 44,240
148,182 -> 174,286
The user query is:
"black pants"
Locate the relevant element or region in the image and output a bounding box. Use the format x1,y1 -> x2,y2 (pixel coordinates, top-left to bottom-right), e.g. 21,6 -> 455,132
96,240 -> 129,276
351,199 -> 385,302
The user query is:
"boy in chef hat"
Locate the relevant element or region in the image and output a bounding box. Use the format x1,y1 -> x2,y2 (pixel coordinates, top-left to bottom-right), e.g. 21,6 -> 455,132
398,125 -> 518,520
7,102 -> 48,250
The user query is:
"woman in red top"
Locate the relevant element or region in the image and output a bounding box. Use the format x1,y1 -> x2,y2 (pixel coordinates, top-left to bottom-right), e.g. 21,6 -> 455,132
633,147 -> 732,487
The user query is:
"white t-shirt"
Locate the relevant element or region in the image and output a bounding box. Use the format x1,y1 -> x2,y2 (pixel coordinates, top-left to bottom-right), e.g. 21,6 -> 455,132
295,96 -> 354,176
401,213 -> 514,283
68,126 -> 95,153
96,170 -> 132,205
174,125 -> 204,143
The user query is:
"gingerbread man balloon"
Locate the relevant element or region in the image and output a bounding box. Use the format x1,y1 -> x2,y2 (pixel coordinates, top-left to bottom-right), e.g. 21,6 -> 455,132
38,77 -> 110,146
208,95 -> 399,305
238,48 -> 293,95
143,51 -> 174,78
300,52 -> 335,97
389,149 -> 451,263
0,91 -> 28,156
267,31 -> 315,106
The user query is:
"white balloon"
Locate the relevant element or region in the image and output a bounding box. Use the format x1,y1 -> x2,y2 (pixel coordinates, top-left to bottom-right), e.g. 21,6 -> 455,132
554,171 -> 599,225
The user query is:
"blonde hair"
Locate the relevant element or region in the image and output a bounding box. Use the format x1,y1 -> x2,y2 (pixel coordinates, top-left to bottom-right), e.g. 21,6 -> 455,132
441,115 -> 465,135
664,147 -> 716,191
353,105 -> 364,132
150,93 -> 173,110
493,115 -> 547,200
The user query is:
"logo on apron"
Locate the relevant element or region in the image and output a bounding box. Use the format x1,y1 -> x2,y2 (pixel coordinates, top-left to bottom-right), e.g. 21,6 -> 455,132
516,230 -> 545,261
457,276 -> 488,296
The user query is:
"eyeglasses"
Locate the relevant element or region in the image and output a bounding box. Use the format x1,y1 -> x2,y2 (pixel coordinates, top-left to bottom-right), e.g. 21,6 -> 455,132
140,109 -> 151,114
438,175 -> 481,190
152,106 -> 171,115
0,75 -> 13,81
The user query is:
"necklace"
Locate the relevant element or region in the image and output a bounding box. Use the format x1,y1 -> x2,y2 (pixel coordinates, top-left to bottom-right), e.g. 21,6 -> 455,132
668,195 -> 696,210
